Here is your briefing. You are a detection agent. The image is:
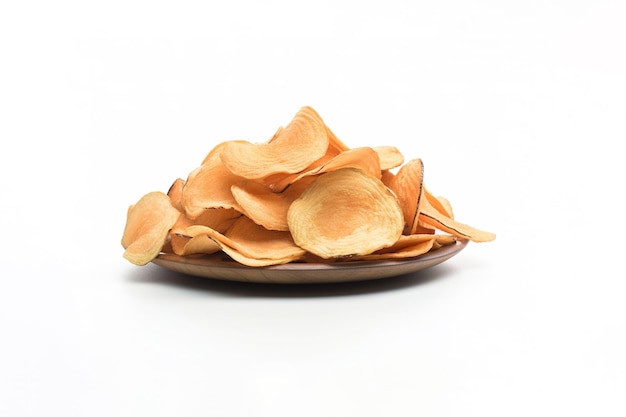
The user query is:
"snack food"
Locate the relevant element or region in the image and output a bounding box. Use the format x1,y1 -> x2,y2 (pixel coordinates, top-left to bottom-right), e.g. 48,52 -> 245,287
121,106 -> 495,267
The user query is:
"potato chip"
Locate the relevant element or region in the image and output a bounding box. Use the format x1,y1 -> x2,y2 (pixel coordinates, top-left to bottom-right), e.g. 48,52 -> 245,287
167,178 -> 185,211
340,237 -> 435,261
269,146 -> 382,192
418,195 -> 496,242
287,168 -> 404,259
210,240 -> 303,267
169,232 -> 191,256
121,191 -> 180,265
231,176 -> 316,231
386,158 -> 424,235
182,142 -> 244,219
184,216 -> 306,264
219,106 -> 329,180
175,235 -> 222,256
372,146 -> 404,170
337,234 -> 455,261
423,187 -> 454,218
261,125 -> 349,191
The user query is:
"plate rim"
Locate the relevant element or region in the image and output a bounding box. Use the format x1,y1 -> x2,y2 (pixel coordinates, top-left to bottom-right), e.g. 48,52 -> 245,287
151,239 -> 468,284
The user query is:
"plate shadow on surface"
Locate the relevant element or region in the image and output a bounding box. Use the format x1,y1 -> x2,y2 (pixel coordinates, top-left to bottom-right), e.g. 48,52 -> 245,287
125,262 -> 460,298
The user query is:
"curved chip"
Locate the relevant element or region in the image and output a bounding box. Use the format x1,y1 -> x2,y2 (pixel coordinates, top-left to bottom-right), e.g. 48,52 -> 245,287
184,216 -> 305,263
121,191 -> 180,265
270,146 -> 382,192
287,168 -> 404,259
423,187 -> 454,218
386,158 -> 424,234
167,178 -> 185,211
231,177 -> 316,231
373,146 -> 404,170
418,195 -> 496,242
340,237 -> 435,261
219,106 -> 329,180
182,142 -> 244,219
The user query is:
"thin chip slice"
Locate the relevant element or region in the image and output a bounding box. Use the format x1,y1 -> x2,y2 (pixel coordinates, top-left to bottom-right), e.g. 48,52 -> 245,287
121,191 -> 180,265
219,106 -> 329,180
423,187 -> 454,218
167,178 -> 185,211
381,169 -> 395,188
418,195 -> 496,242
169,232 -> 191,256
210,240 -> 303,267
174,234 -> 221,256
326,125 -> 351,154
287,168 -> 404,259
184,216 -> 305,261
340,237 -> 435,261
270,146 -> 382,193
182,142 -> 244,219
171,208 -> 241,238
261,125 -> 349,191
231,176 -> 316,231
373,146 -> 404,170
386,159 -> 424,235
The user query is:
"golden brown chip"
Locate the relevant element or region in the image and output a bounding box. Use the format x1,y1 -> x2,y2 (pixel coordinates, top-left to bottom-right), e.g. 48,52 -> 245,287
174,234 -> 221,256
380,169 -> 395,188
182,142 -> 244,219
231,176 -> 316,231
423,187 -> 454,219
386,158 -> 424,235
184,216 -> 305,262
167,178 -> 185,211
373,146 -> 404,170
171,207 -> 241,236
287,168 -> 404,259
219,106 -> 329,180
169,232 -> 191,256
210,240 -> 303,267
261,125 -> 348,191
121,191 -> 180,265
340,237 -> 435,261
418,195 -> 496,242
432,234 -> 457,249
326,125 -> 351,154
269,146 -> 382,192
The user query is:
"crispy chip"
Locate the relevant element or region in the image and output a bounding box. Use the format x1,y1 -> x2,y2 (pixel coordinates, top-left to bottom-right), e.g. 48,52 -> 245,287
121,191 -> 180,265
341,236 -> 435,261
231,176 -> 316,231
184,216 -> 305,264
423,187 -> 454,219
167,178 -> 185,211
182,142 -> 244,219
180,234 -> 221,256
219,106 -> 329,180
373,146 -> 404,170
287,168 -> 404,259
261,125 -> 349,191
386,158 -> 424,235
269,146 -> 382,192
418,195 -> 496,242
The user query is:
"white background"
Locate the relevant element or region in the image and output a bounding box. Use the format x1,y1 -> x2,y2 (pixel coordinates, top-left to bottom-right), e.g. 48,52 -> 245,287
1,1 -> 625,416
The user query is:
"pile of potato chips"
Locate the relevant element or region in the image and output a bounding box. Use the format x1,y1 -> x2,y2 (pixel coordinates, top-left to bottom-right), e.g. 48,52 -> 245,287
122,106 -> 495,267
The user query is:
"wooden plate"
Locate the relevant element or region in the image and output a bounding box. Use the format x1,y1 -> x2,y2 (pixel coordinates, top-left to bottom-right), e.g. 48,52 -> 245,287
152,240 -> 467,284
